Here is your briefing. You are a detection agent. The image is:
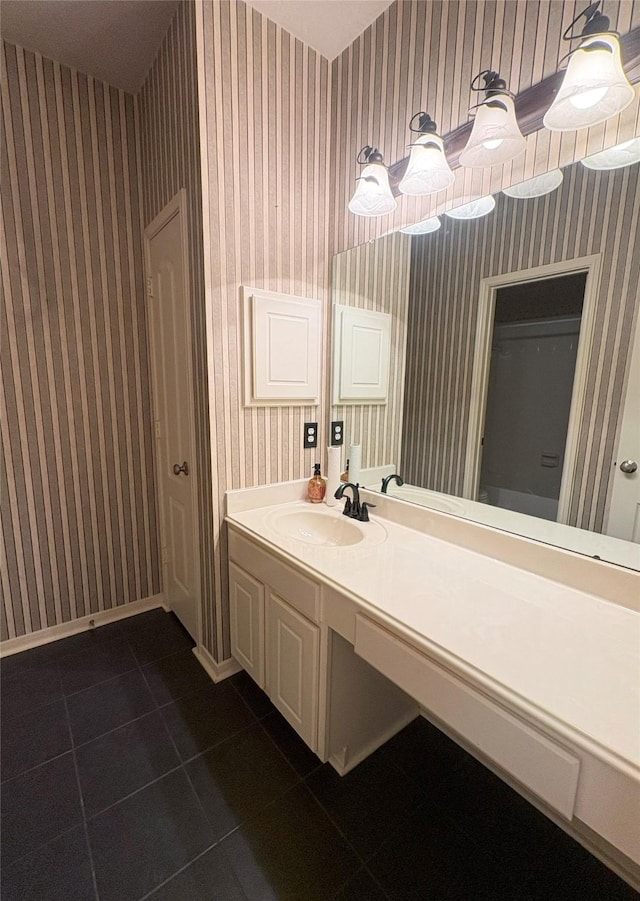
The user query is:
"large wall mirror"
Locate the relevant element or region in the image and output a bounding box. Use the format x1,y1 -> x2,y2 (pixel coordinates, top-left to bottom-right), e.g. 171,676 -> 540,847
331,158 -> 640,571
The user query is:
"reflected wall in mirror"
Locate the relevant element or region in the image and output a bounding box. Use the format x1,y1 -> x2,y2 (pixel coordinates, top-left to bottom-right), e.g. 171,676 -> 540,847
331,159 -> 640,570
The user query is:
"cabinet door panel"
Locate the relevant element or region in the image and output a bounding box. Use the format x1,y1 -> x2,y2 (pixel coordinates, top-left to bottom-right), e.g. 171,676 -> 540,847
229,562 -> 265,688
267,592 -> 319,750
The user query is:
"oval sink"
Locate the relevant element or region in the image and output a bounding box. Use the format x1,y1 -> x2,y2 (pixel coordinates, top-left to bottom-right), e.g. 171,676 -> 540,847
266,507 -> 386,547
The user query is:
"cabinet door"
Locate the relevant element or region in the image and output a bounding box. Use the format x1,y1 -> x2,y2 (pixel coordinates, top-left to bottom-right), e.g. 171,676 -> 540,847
229,562 -> 265,688
267,591 -> 319,750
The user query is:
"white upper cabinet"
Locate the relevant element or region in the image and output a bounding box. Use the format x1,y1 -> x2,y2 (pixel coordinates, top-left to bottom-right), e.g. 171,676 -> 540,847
242,287 -> 321,406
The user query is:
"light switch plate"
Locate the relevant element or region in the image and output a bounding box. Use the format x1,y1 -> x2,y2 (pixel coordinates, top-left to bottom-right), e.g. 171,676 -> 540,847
331,421 -> 344,446
304,422 -> 318,449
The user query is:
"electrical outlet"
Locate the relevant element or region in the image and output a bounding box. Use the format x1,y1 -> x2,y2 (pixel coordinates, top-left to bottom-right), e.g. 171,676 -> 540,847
303,422 -> 318,449
331,420 -> 344,446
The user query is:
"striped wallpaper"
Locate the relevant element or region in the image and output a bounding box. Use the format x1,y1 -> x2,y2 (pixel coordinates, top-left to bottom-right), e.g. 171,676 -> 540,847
331,1 -> 640,255
401,160 -> 640,533
332,233 -> 411,472
1,41 -> 159,640
197,0 -> 332,659
3,0 -> 639,651
137,3 -> 216,654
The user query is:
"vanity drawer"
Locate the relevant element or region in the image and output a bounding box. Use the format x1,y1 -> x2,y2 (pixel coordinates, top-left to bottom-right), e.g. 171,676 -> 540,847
354,615 -> 580,820
228,529 -> 320,623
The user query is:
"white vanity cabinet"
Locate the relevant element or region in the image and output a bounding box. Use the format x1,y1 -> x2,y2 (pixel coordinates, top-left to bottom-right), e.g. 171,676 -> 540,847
266,590 -> 320,749
229,562 -> 265,688
227,525 -> 417,764
225,492 -> 640,890
228,529 -> 322,751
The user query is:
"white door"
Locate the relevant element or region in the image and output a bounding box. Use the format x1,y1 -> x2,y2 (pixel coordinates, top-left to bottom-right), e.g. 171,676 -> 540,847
607,314 -> 640,542
145,191 -> 200,639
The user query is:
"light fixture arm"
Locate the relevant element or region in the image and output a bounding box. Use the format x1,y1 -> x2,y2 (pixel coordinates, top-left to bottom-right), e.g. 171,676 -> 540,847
562,2 -> 612,42
356,145 -> 386,167
408,111 -> 438,135
470,69 -> 512,100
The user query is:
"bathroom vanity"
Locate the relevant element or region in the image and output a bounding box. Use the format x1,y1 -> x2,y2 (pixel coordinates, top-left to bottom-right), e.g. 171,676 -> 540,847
225,481 -> 640,888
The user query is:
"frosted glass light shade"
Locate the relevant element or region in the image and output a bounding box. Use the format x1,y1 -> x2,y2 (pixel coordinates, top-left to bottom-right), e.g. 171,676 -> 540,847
459,95 -> 526,168
445,196 -> 496,219
543,34 -> 634,131
503,169 -> 564,198
581,138 -> 640,170
398,134 -> 455,196
348,163 -> 397,217
400,216 -> 442,235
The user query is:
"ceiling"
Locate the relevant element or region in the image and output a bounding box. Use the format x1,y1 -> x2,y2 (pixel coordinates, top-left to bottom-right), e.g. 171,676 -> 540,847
1,0 -> 180,94
244,0 -> 394,60
1,0 -> 394,94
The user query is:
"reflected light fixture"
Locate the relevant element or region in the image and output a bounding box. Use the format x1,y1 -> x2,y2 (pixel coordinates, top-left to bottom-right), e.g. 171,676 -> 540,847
459,70 -> 526,168
400,216 -> 442,235
581,137 -> 640,170
543,2 -> 634,131
348,146 -> 397,217
503,169 -> 564,198
398,113 -> 455,196
444,196 -> 496,219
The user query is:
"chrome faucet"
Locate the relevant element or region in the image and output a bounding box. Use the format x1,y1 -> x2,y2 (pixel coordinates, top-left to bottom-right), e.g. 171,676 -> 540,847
381,473 -> 404,493
334,482 -> 375,522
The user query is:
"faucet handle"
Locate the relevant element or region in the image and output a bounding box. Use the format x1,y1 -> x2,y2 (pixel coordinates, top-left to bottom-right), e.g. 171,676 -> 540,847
359,502 -> 375,522
342,497 -> 352,517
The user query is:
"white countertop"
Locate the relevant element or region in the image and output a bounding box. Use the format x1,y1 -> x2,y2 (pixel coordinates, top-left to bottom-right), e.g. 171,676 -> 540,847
227,496 -> 640,773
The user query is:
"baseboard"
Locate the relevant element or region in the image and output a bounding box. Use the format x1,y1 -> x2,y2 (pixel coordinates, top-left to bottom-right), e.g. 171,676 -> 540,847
329,708 -> 418,776
0,594 -> 167,658
193,644 -> 243,683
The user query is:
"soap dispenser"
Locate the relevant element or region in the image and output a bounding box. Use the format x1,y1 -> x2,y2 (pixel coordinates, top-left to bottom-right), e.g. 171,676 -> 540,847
308,463 -> 326,503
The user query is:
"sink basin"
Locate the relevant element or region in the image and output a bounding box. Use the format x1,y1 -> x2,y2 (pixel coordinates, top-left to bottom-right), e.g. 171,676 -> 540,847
266,506 -> 386,547
389,486 -> 463,515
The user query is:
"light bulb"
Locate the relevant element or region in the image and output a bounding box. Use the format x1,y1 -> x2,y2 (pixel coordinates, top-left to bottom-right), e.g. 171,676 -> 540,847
460,95 -> 525,168
569,86 -> 608,109
543,34 -> 634,131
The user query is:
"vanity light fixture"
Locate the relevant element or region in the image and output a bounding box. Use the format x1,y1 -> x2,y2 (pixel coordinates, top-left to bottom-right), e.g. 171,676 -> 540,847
581,137 -> 640,170
348,146 -> 397,217
503,169 -> 564,198
543,2 -> 634,131
459,70 -> 526,168
399,216 -> 442,235
398,113 -> 455,196
444,196 -> 496,219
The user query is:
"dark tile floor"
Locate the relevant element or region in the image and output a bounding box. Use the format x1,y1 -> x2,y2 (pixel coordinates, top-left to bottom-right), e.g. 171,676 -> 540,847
1,609 -> 637,900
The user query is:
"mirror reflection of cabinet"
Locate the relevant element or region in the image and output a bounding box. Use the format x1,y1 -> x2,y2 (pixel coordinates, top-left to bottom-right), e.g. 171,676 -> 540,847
332,305 -> 391,404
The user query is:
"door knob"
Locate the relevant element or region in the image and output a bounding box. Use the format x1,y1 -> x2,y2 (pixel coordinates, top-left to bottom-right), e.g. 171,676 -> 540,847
173,462 -> 189,476
619,460 -> 638,474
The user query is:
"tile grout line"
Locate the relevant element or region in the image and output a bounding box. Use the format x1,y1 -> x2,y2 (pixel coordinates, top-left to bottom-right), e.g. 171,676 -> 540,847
83,763 -> 184,822
130,649 -> 248,900
1,746 -> 75,786
134,839 -> 249,901
62,692 -> 100,901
